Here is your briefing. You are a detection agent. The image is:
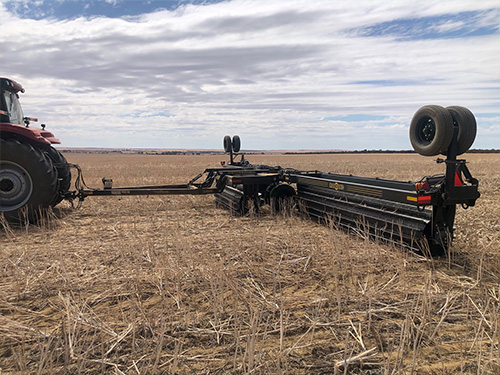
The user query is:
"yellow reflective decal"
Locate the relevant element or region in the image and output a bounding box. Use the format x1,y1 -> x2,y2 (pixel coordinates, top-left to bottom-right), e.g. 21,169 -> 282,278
347,185 -> 382,197
328,182 -> 344,191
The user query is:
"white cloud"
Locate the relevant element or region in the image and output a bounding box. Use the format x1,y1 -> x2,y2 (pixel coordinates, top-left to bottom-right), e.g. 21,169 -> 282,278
0,0 -> 499,150
433,20 -> 465,33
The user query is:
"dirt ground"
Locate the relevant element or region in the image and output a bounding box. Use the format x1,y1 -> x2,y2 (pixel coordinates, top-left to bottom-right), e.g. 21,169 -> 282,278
1,152 -> 499,374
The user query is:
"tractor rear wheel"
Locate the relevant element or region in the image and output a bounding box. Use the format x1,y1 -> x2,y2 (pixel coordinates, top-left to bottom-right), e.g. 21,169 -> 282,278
44,146 -> 71,204
410,105 -> 454,156
0,139 -> 58,222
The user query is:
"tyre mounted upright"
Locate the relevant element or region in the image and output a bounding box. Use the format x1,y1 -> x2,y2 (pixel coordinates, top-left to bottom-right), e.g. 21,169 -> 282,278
223,135 -> 232,153
410,105 -> 454,156
231,135 -> 241,153
445,106 -> 477,156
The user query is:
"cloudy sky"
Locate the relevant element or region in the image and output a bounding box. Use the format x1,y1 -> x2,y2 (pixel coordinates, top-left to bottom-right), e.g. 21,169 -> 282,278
1,0 -> 499,150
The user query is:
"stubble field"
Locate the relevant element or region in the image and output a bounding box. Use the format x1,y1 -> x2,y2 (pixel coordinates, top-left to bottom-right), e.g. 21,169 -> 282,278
1,152 -> 499,374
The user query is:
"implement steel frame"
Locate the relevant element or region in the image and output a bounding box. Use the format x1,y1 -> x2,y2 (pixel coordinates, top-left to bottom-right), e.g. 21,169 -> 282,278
69,138 -> 480,254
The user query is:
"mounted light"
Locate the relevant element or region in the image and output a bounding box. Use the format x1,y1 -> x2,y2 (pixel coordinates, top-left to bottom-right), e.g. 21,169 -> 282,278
415,182 -> 430,191
417,195 -> 432,205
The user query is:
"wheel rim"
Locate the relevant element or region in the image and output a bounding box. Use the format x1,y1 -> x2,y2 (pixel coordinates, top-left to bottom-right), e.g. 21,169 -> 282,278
415,117 -> 436,145
0,161 -> 33,211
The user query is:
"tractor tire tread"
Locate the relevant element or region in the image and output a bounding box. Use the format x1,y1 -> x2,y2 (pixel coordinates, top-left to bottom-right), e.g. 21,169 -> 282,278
43,146 -> 71,205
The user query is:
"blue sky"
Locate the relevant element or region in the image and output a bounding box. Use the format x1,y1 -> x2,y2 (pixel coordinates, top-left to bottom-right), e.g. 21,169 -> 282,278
1,0 -> 499,150
3,0 -> 225,19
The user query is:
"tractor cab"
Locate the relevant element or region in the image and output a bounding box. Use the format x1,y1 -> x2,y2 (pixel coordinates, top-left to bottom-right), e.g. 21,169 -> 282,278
0,77 -> 59,144
0,78 -> 25,125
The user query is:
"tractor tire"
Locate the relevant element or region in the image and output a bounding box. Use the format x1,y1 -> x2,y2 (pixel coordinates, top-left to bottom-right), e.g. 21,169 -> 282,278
232,135 -> 241,153
223,135 -> 232,153
0,139 -> 58,222
44,146 -> 71,204
410,105 -> 454,156
446,106 -> 477,155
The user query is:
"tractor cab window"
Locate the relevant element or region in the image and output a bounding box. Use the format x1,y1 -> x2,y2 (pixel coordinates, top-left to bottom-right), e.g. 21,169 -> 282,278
2,91 -> 24,125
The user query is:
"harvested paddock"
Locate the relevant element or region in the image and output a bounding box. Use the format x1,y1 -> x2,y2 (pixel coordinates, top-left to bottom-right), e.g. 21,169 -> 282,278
1,152 -> 499,374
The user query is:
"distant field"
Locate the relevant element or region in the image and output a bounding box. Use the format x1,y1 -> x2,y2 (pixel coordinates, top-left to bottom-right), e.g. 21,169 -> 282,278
1,152 -> 499,374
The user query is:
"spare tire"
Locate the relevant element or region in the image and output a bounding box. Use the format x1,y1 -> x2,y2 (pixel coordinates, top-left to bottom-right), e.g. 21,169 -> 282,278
410,105 -> 454,156
223,135 -> 232,153
232,135 -> 241,153
446,106 -> 477,155
0,139 -> 58,222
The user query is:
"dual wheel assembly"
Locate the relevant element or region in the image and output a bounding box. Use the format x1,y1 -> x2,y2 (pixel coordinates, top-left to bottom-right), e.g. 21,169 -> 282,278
409,105 -> 477,156
223,135 -> 241,153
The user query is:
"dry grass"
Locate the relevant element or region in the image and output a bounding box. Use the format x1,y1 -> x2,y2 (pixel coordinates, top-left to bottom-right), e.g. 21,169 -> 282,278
1,152 -> 499,374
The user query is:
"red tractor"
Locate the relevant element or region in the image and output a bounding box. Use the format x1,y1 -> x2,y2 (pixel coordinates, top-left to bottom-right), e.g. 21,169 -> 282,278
0,77 -> 71,221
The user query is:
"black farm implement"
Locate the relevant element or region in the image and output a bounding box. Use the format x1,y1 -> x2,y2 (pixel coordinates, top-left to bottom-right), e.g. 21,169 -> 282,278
1,77 -> 480,255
